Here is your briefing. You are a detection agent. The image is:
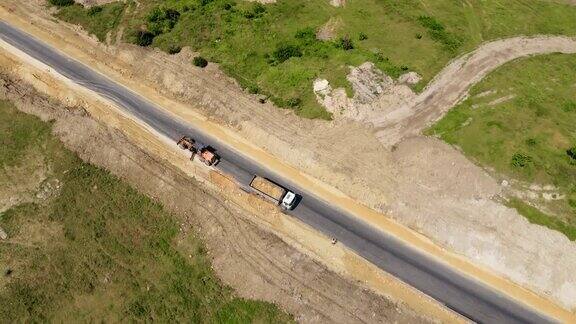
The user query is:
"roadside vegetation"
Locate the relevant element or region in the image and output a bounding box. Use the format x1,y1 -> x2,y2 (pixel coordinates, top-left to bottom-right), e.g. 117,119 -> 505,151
428,54 -> 576,240
50,0 -> 576,118
0,100 -> 292,322
55,2 -> 126,41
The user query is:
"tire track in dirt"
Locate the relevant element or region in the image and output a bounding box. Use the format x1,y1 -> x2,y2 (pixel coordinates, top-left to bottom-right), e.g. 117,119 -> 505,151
373,36 -> 576,147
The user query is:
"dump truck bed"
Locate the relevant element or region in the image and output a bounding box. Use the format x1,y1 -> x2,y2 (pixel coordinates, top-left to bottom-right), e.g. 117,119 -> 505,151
250,176 -> 285,202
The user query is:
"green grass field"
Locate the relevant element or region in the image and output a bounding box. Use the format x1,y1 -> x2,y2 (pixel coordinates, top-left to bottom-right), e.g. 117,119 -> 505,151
0,100 -> 292,322
52,0 -> 576,118
428,54 -> 576,240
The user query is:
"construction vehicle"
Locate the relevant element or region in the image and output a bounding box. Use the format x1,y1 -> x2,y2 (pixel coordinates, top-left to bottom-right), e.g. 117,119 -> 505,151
194,141 -> 219,166
177,136 -> 220,166
250,175 -> 297,210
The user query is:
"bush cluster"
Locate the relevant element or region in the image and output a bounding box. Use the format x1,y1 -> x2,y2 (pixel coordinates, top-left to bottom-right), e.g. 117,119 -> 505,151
48,0 -> 75,6
131,30 -> 155,47
87,5 -> 103,16
417,15 -> 462,52
243,3 -> 266,19
567,146 -> 576,161
147,7 -> 181,36
511,153 -> 532,168
272,44 -> 302,63
335,36 -> 354,50
193,56 -> 208,68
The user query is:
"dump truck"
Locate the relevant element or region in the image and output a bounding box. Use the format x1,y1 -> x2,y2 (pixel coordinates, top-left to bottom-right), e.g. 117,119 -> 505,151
250,176 -> 297,210
194,141 -> 220,166
177,136 -> 220,166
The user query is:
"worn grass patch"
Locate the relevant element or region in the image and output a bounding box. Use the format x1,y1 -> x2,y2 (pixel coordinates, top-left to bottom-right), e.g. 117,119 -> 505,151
0,100 -> 292,322
428,54 -> 576,231
52,0 -> 576,119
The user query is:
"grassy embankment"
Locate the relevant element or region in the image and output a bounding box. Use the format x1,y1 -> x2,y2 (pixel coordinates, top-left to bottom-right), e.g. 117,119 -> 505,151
55,2 -> 126,42
0,99 -> 292,322
428,54 -> 576,241
51,0 -> 576,119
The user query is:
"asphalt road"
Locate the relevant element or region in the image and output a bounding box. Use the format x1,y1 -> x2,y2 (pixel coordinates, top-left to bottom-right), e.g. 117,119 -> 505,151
0,21 -> 556,324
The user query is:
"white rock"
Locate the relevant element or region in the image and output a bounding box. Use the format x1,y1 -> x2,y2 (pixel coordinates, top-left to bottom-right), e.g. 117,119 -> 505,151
313,79 -> 332,96
398,71 -> 422,85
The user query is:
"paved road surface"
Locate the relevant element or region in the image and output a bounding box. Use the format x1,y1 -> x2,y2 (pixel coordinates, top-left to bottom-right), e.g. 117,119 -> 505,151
0,21 -> 556,324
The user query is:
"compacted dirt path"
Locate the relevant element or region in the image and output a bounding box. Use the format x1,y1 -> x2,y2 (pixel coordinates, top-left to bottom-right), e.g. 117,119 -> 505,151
373,36 -> 576,147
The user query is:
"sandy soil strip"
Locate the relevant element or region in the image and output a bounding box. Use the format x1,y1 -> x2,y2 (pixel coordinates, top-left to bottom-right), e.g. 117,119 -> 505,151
0,6 -> 574,321
373,36 -> 576,147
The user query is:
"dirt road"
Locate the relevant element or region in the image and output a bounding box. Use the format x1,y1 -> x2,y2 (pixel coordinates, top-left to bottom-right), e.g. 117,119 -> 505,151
372,36 -> 576,146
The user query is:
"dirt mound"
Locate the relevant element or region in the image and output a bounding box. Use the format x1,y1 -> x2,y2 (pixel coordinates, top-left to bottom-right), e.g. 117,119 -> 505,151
317,17 -> 342,41
314,62 -> 416,122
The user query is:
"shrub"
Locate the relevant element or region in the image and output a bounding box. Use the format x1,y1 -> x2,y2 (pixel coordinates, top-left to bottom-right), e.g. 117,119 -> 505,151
415,33 -> 423,39
374,52 -> 387,62
244,3 -> 266,19
247,84 -> 259,94
562,100 -> 576,112
48,0 -> 75,6
286,98 -> 301,108
272,44 -> 302,63
131,30 -> 155,46
167,45 -> 182,54
358,32 -> 368,41
335,36 -> 354,50
87,5 -> 103,16
146,7 -> 180,36
525,138 -> 537,146
511,153 -> 532,168
193,56 -> 208,68
567,146 -> 576,160
200,0 -> 214,6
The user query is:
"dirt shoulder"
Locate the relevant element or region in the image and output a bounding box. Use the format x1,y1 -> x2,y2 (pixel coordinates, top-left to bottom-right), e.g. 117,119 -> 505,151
0,74 -> 441,323
1,0 -> 575,319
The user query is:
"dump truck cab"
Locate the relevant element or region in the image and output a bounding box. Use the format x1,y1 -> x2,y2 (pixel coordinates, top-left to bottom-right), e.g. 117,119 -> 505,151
194,141 -> 220,166
281,191 -> 297,210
